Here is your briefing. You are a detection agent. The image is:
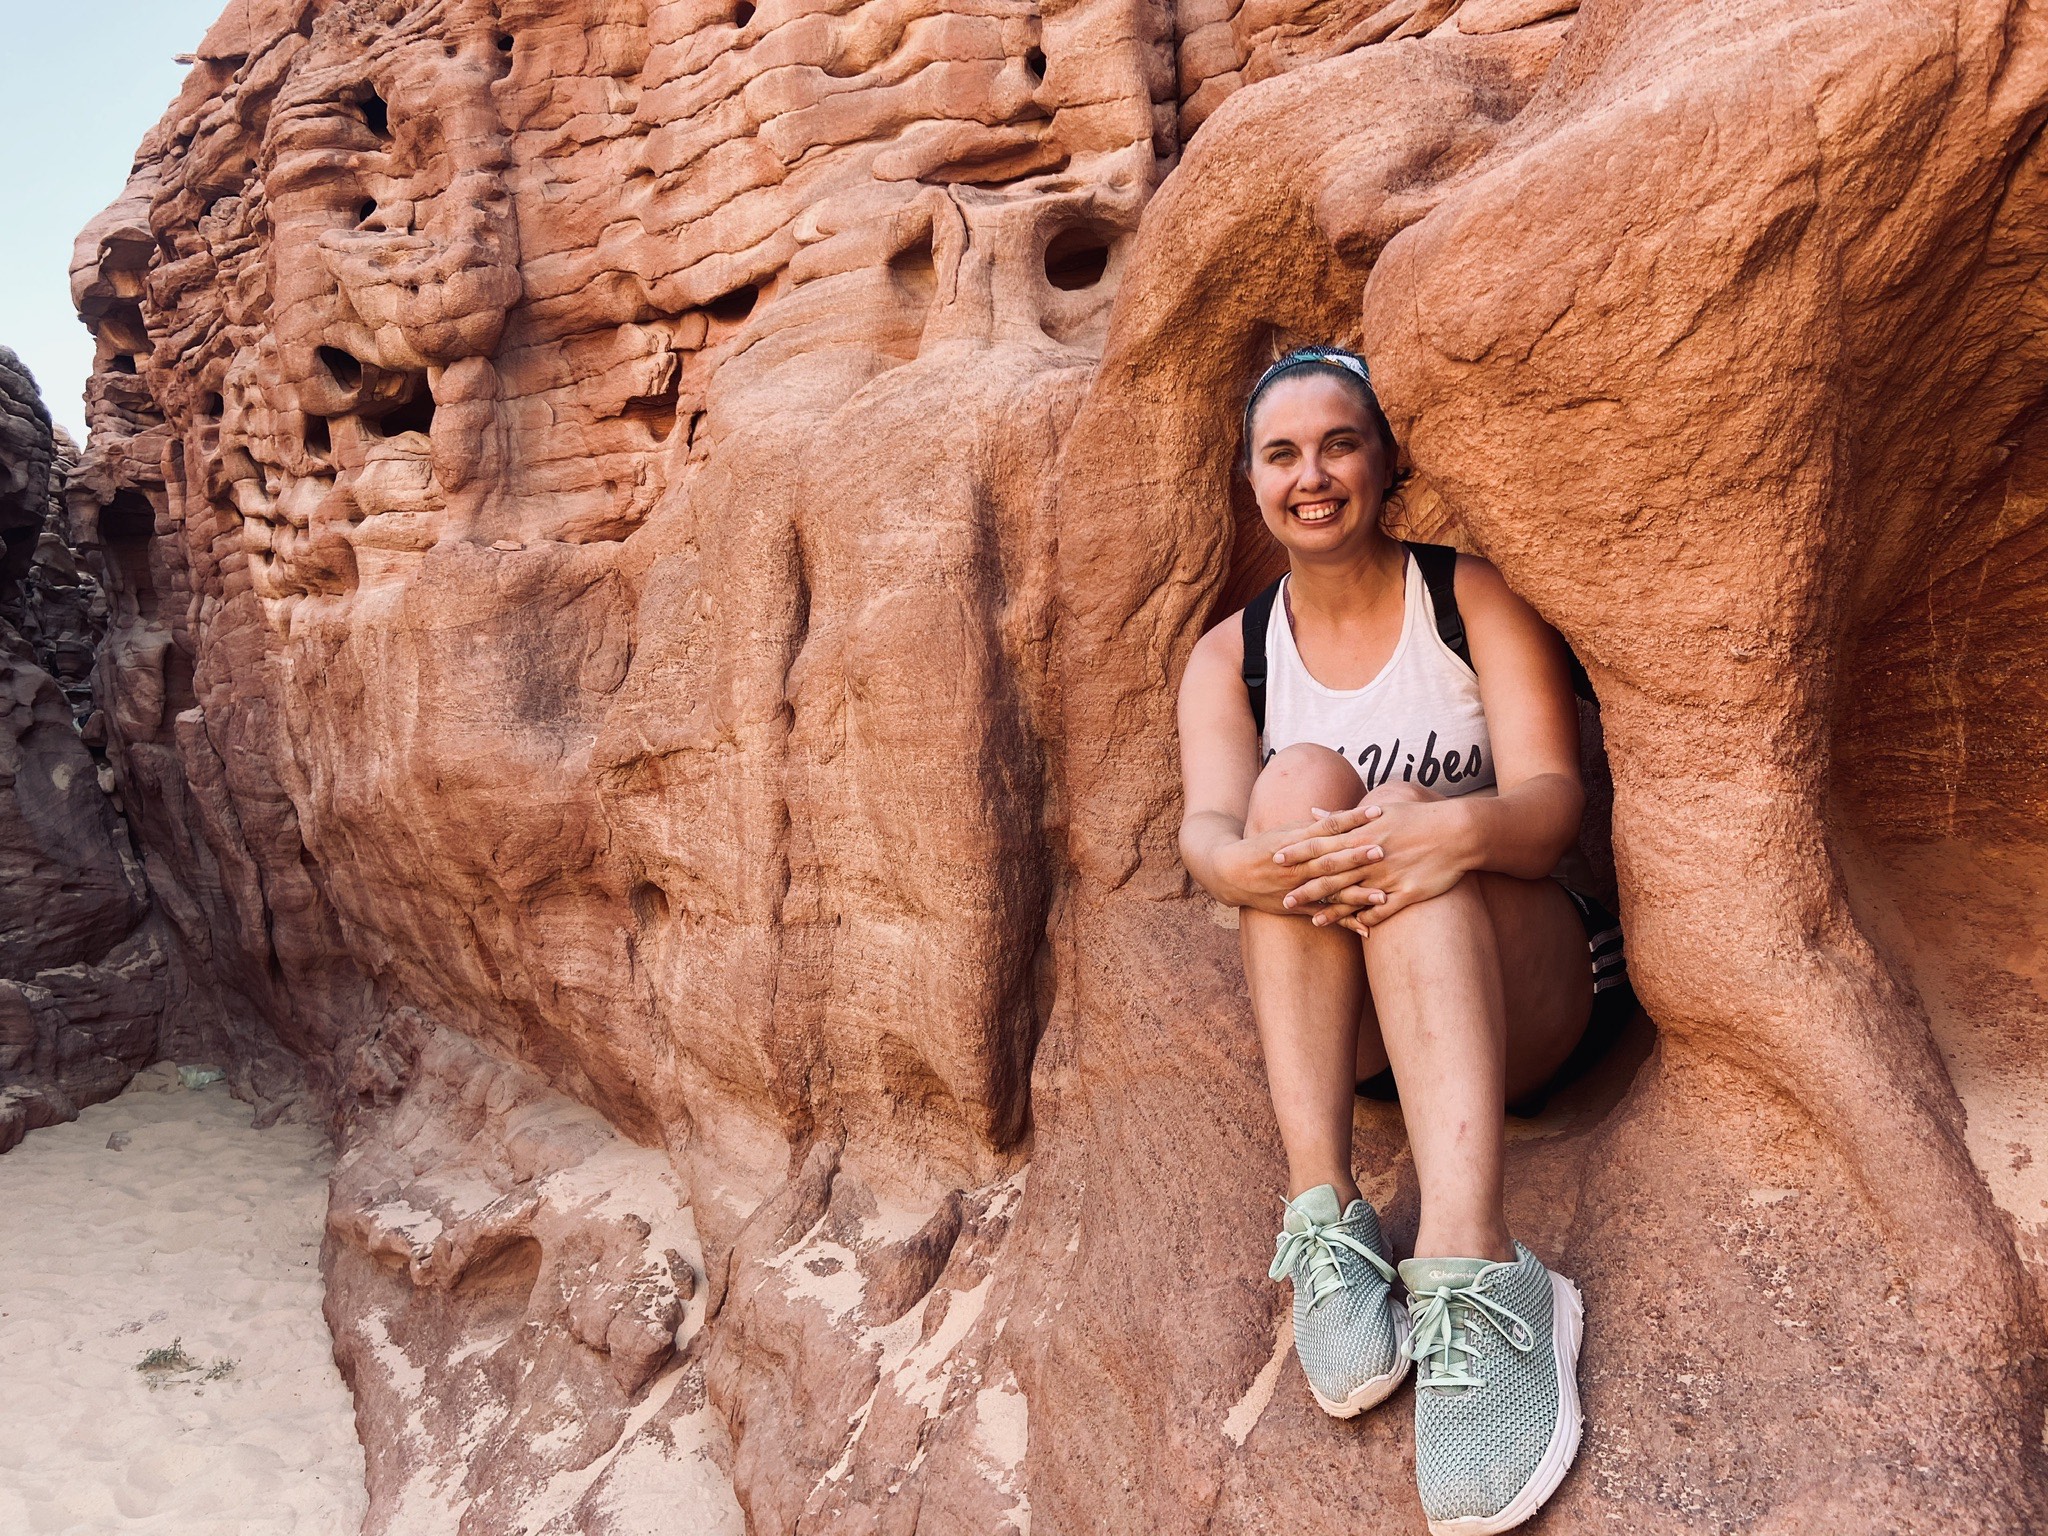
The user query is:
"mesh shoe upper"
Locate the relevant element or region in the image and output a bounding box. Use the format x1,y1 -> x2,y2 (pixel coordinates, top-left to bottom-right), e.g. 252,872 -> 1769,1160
1269,1185 -> 1403,1407
1399,1243 -> 1570,1524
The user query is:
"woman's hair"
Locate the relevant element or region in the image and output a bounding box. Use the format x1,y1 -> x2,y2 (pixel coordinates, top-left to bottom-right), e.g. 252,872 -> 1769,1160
1239,345 -> 1398,474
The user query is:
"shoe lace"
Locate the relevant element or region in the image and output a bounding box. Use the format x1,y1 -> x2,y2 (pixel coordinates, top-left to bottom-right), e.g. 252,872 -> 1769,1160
1267,1198 -> 1396,1310
1403,1278 -> 1535,1391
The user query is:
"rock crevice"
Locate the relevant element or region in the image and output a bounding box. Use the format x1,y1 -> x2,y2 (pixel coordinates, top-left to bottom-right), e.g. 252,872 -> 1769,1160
41,0 -> 2048,1529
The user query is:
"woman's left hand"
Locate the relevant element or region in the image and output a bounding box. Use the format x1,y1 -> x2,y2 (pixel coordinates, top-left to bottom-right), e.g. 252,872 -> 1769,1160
1273,797 -> 1474,933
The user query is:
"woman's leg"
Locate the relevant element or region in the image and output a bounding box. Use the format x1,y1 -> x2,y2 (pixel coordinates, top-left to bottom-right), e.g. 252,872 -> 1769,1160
1352,878 -> 1594,1105
1240,745 -> 1370,1205
1243,755 -> 1594,1242
1357,785 -> 1592,1260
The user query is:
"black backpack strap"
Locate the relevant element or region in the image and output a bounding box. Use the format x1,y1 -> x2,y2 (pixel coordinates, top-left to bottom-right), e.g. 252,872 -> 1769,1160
1405,539 -> 1599,703
1404,541 -> 1472,671
1240,577 -> 1283,740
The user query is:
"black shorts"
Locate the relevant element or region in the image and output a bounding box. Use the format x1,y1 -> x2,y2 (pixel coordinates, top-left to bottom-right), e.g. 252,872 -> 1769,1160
1354,884 -> 1634,1119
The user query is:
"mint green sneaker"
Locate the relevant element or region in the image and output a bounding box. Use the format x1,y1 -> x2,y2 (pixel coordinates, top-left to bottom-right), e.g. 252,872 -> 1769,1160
1268,1185 -> 1411,1417
1398,1245 -> 1585,1535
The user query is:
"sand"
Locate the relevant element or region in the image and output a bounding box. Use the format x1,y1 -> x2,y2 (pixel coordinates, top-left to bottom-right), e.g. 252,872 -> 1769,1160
0,1078 -> 368,1535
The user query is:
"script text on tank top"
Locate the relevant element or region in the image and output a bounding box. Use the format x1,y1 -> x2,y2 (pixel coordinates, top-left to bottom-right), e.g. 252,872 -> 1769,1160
1261,728 -> 1484,790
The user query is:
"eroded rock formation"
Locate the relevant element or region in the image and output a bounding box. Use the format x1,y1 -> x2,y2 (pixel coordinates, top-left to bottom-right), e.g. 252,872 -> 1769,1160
58,0 -> 2048,1529
0,349 -> 160,1151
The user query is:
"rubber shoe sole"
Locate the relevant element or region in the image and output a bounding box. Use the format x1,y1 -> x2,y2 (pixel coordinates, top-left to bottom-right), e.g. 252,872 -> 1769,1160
1306,1295 -> 1413,1418
1424,1272 -> 1584,1535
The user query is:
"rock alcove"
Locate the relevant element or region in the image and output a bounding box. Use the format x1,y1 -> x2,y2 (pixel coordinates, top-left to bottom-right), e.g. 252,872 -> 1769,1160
11,0 -> 2046,1530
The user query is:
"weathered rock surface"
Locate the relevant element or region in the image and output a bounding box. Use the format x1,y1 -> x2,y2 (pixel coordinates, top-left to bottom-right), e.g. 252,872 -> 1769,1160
0,350 -> 165,1151
57,0 -> 2048,1529
324,1016 -> 742,1534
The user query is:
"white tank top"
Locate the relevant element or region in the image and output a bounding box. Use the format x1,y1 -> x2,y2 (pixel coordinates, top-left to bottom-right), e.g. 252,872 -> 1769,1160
1261,554 -> 1497,798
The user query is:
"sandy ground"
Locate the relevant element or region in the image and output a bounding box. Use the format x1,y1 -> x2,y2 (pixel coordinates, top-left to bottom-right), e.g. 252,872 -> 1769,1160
0,1078 -> 368,1535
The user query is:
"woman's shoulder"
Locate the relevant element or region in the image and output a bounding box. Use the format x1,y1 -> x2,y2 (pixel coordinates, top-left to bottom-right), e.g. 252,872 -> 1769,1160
1447,549 -> 1505,598
1447,550 -> 1565,664
1193,607 -> 1248,662
1449,551 -> 1532,627
1182,608 -> 1248,698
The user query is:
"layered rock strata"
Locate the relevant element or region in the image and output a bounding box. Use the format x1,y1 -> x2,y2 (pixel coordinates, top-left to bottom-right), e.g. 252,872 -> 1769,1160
0,350 -> 162,1151
62,0 -> 2048,1530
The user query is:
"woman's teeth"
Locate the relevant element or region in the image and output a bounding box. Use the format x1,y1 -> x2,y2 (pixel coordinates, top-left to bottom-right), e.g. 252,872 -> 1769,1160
1294,500 -> 1341,523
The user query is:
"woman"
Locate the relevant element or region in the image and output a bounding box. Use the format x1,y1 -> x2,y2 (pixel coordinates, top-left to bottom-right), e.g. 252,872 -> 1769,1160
1177,347 -> 1622,1535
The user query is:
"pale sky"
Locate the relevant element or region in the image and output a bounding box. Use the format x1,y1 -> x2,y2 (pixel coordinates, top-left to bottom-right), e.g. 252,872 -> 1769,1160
0,0 -> 226,442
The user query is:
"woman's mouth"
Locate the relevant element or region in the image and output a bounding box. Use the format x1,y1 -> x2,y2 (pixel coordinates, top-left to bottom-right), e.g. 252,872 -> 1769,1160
1291,498 -> 1343,525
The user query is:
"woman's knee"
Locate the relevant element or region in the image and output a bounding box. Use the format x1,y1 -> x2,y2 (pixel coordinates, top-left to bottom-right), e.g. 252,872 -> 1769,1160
1371,865 -> 1503,938
1244,744 -> 1365,835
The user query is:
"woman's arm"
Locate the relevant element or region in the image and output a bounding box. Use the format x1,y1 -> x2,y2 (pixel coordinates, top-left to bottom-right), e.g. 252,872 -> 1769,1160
1445,555 -> 1585,877
1271,555 -> 1583,928
1175,617 -> 1318,913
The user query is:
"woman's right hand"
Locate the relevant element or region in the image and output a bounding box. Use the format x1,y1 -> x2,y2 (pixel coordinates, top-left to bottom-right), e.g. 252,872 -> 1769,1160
1218,808 -> 1384,915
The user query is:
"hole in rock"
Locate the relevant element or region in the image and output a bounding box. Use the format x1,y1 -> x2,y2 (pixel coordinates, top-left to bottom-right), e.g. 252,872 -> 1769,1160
883,237 -> 937,360
370,383 -> 436,439
734,0 -> 755,24
451,1236 -> 543,1343
1044,227 -> 1112,290
707,283 -> 758,324
496,31 -> 515,51
163,635 -> 199,717
791,552 -> 811,653
621,373 -> 681,442
99,300 -> 149,356
109,354 -> 138,375
304,415 -> 332,456
356,89 -> 391,140
630,882 -> 671,927
317,346 -> 364,391
202,392 -> 225,419
1,524 -> 37,600
1025,47 -> 1047,81
100,490 -> 158,613
888,236 -> 935,296
357,198 -> 378,224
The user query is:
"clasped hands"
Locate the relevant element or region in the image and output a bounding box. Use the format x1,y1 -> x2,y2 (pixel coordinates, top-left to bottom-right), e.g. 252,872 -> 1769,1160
1243,795 -> 1471,936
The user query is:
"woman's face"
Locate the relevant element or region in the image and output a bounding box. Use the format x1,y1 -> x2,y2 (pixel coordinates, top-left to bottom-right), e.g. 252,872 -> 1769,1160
1246,373 -> 1390,558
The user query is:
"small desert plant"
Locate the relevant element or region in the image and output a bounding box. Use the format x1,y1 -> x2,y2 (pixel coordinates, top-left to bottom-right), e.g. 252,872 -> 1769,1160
137,1340 -> 196,1374
136,1340 -> 235,1387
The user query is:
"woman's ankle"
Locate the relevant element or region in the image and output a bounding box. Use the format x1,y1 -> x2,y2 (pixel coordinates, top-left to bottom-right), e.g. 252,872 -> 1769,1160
1288,1174 -> 1364,1208
1411,1218 -> 1515,1263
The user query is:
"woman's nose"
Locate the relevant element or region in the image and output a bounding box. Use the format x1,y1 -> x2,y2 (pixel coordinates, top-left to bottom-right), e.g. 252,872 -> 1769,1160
1297,451 -> 1330,488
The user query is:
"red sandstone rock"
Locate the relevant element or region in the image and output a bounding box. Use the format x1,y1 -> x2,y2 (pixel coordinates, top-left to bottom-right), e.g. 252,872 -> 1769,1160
324,1017 -> 740,1533
55,0 -> 2048,1530
0,348 -> 169,1151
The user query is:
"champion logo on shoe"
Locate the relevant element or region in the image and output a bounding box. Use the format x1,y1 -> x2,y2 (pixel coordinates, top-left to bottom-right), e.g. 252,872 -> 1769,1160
1407,1258 -> 1489,1289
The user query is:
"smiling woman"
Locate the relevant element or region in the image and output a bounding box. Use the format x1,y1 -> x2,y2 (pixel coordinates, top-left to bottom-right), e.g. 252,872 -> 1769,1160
1175,346 -> 1628,1536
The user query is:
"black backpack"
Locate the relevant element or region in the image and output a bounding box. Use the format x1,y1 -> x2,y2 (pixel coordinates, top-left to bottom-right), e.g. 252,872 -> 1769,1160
1241,541 -> 1592,736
